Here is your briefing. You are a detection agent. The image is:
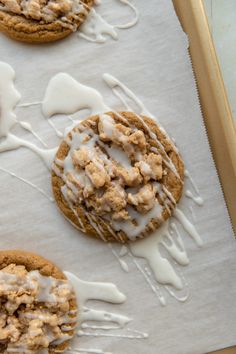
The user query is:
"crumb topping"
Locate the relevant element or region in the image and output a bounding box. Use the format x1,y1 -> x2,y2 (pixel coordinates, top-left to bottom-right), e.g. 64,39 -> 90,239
0,264 -> 76,353
53,113 -> 173,240
0,0 -> 92,29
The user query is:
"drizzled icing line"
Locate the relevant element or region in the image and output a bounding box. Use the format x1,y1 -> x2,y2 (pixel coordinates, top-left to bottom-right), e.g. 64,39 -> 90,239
64,271 -> 148,348
0,166 -> 54,202
0,62 -> 58,171
78,0 -> 139,43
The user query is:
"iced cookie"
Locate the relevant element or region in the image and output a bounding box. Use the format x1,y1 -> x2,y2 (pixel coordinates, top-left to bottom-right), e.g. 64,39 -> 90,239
0,0 -> 94,43
0,250 -> 77,353
52,111 -> 184,243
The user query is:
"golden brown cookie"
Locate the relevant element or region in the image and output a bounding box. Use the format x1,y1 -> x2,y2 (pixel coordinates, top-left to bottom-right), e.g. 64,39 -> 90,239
52,111 -> 184,243
0,0 -> 94,43
0,249 -> 77,353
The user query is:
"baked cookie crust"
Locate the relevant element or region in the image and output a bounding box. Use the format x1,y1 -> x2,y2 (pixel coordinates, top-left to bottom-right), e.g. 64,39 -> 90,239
0,0 -> 94,43
52,112 -> 185,243
0,249 -> 77,354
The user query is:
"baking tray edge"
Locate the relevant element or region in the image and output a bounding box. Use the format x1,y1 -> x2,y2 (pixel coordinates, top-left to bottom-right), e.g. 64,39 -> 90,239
173,0 -> 236,238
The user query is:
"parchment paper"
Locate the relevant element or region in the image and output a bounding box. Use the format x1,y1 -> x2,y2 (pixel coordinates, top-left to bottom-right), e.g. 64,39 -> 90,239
0,1 -> 236,353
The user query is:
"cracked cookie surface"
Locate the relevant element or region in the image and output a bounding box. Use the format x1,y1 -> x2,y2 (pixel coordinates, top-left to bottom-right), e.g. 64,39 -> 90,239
52,112 -> 185,243
0,0 -> 94,42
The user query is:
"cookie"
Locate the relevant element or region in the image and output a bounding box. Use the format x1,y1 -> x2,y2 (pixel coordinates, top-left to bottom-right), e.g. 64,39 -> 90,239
0,249 -> 77,354
0,0 -> 94,43
52,111 -> 184,243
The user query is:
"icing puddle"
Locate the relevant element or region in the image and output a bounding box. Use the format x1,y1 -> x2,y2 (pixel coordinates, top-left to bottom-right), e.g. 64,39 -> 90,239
64,271 -> 148,354
0,60 -> 204,349
78,0 -> 139,44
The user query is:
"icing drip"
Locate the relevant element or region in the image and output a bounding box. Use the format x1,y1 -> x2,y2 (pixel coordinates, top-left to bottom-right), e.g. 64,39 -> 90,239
129,254 -> 167,306
0,166 -> 54,202
64,271 -> 148,349
108,244 -> 129,272
185,169 -> 204,206
77,328 -> 148,339
112,203 -> 163,240
103,73 -> 150,116
174,208 -> 203,247
185,190 -> 204,206
0,62 -> 21,137
42,73 -> 109,118
68,349 -> 113,354
78,0 -> 139,43
18,101 -> 63,138
0,133 -> 57,169
128,210 -> 202,300
79,8 -> 118,43
18,120 -> 48,147
64,271 -> 128,325
18,101 -> 42,107
130,221 -> 184,290
0,61 -> 57,170
114,0 -> 139,29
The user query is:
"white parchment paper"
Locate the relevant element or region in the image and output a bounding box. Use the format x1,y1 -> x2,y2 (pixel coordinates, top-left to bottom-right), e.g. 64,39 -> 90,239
0,1 -> 236,353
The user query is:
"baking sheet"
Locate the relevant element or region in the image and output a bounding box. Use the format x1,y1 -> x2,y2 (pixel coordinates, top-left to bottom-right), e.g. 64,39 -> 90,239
173,0 -> 236,235
0,0 -> 236,353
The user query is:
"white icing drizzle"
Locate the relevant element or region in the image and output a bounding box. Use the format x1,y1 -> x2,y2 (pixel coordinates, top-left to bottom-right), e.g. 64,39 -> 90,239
129,253 -> 167,306
77,328 -> 148,340
112,203 -> 163,241
68,349 -> 112,354
0,166 -> 54,202
18,121 -> 48,147
64,271 -> 127,325
185,189 -> 204,206
80,326 -> 148,339
79,8 -> 118,43
0,61 -> 57,170
0,133 -> 57,169
164,273 -> 190,303
42,73 -> 109,118
78,0 -> 139,43
184,169 -> 200,194
164,285 -> 189,303
81,306 -> 130,328
18,101 -> 42,108
0,62 -> 46,148
119,245 -> 128,257
60,184 -> 86,233
189,205 -> 196,222
129,213 -> 202,296
174,208 -> 203,247
18,101 -> 64,138
130,221 -> 184,290
108,244 -> 129,272
47,118 -> 64,138
161,223 -> 189,266
185,169 -> 204,206
103,73 -> 150,116
0,62 -> 21,137
114,0 -> 139,29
